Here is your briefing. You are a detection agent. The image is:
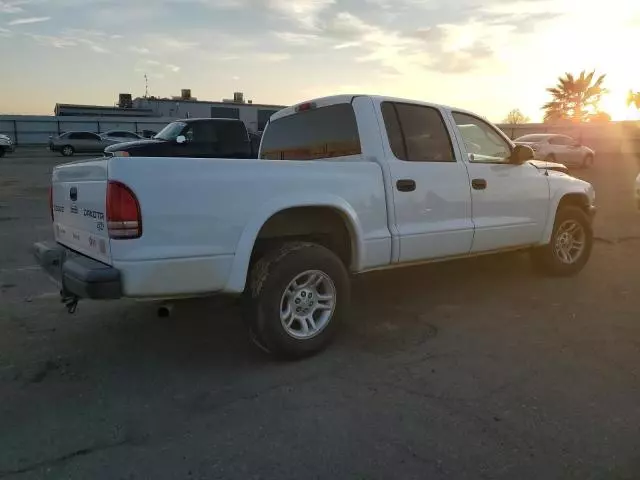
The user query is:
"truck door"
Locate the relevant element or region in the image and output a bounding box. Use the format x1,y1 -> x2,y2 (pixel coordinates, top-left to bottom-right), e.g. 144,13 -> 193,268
449,111 -> 549,252
380,101 -> 474,263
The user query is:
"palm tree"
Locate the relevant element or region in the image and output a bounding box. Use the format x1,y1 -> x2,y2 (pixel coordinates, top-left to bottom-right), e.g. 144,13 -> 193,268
543,70 -> 607,123
628,90 -> 640,110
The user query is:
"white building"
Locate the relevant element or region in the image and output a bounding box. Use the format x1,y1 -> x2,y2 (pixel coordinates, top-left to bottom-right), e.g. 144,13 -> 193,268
132,92 -> 285,132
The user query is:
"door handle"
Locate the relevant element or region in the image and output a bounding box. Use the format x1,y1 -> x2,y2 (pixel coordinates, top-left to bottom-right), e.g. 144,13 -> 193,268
471,178 -> 487,190
396,179 -> 416,192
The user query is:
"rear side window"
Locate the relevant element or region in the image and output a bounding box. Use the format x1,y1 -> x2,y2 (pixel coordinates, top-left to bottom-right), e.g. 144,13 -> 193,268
381,102 -> 455,162
215,121 -> 248,147
260,104 -> 361,160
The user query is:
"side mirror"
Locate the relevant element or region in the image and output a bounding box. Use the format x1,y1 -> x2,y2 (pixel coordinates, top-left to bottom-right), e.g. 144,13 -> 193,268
176,135 -> 186,144
510,144 -> 534,164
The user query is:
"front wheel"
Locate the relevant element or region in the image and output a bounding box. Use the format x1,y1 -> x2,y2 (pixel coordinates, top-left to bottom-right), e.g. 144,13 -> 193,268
531,206 -> 593,276
61,145 -> 74,156
245,242 -> 350,359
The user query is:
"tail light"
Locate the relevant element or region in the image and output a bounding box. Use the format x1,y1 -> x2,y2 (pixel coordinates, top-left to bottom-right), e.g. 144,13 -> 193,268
48,185 -> 53,222
106,180 -> 142,239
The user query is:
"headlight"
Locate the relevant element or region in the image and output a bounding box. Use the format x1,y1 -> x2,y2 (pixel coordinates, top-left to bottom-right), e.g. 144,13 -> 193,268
111,151 -> 130,157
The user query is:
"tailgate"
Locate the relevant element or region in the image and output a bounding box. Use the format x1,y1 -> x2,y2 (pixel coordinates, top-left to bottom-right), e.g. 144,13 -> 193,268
51,159 -> 112,264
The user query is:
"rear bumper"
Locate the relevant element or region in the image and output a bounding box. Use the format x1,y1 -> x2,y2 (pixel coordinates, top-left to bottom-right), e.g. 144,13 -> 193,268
33,241 -> 122,300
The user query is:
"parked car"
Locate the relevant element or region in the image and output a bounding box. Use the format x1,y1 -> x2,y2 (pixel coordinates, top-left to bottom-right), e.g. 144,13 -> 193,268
0,134 -> 14,157
104,118 -> 255,158
100,130 -> 143,142
460,126 -> 568,173
34,94 -> 596,359
49,131 -> 119,156
514,134 -> 595,168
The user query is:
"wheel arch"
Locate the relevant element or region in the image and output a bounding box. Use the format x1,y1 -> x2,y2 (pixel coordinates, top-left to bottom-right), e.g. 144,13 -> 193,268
224,196 -> 364,293
541,191 -> 592,244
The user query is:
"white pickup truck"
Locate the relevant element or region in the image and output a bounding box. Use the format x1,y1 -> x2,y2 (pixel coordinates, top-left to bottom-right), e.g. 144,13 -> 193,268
34,95 -> 596,358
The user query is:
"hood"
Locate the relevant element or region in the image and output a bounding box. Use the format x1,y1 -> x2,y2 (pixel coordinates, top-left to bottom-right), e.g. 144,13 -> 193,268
104,138 -> 165,152
527,159 -> 568,173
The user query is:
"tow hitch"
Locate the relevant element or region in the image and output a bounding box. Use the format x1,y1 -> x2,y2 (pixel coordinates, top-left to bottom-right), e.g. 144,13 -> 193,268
61,290 -> 79,314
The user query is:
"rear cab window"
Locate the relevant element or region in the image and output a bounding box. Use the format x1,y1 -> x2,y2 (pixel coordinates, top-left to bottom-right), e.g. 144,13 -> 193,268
260,103 -> 362,160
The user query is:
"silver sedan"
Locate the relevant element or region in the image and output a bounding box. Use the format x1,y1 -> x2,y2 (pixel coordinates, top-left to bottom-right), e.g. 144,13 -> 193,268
49,131 -> 120,156
514,134 -> 595,168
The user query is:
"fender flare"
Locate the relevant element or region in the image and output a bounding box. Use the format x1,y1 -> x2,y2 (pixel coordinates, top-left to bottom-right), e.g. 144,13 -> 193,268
541,190 -> 591,244
224,194 -> 365,293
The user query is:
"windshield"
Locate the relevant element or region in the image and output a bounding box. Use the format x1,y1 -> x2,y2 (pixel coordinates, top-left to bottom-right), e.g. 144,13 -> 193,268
154,122 -> 187,141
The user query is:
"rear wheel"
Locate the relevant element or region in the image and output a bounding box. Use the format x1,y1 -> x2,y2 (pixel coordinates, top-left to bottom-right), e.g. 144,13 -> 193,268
61,145 -> 74,156
245,242 -> 350,360
531,206 -> 593,276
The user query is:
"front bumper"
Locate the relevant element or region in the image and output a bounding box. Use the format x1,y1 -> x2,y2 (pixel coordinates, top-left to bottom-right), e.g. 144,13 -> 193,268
587,205 -> 597,220
33,241 -> 122,300
1,143 -> 14,153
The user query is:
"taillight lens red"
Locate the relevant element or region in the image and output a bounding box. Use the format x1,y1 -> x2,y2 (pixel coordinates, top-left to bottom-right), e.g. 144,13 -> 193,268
106,180 -> 142,239
49,185 -> 53,222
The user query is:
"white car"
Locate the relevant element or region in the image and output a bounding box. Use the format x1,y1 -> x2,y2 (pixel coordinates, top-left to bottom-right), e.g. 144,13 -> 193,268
0,134 -> 14,157
514,134 -> 595,168
33,94 -> 596,359
99,130 -> 143,142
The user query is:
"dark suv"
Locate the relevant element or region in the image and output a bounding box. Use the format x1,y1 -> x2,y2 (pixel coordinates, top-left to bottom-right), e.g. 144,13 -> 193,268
104,118 -> 256,158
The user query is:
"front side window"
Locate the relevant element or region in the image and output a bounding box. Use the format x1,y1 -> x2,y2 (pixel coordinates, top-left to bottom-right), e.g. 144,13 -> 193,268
381,102 -> 454,162
154,122 -> 187,141
453,112 -> 512,163
260,103 -> 361,160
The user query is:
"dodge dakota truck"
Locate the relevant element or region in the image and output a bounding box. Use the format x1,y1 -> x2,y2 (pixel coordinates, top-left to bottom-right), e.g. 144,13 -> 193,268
33,95 -> 596,359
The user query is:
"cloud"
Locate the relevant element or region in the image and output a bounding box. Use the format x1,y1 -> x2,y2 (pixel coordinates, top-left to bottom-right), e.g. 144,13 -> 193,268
166,64 -> 180,72
0,26 -> 11,37
428,41 -> 494,73
267,0 -> 335,29
129,46 -> 150,54
8,16 -> 50,25
272,31 -> 320,46
145,59 -> 161,66
0,0 -> 26,13
146,35 -> 199,51
255,52 -> 291,62
28,34 -> 78,48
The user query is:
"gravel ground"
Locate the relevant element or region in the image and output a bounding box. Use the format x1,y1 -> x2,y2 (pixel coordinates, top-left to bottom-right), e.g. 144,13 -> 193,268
1,149 -> 640,480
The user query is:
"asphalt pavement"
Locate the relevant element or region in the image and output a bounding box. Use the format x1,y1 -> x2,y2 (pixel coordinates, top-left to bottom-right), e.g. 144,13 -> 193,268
1,150 -> 640,479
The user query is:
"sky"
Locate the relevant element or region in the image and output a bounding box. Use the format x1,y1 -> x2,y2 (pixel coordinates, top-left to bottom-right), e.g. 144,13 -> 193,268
1,0 -> 640,121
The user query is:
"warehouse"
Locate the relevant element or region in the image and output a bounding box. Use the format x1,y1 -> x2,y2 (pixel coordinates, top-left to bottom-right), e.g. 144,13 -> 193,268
133,91 -> 285,132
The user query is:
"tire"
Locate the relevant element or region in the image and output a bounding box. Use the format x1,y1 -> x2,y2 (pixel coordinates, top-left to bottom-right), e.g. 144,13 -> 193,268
0,146 -> 4,158
531,206 -> 593,277
583,154 -> 594,169
245,242 -> 350,360
61,145 -> 75,157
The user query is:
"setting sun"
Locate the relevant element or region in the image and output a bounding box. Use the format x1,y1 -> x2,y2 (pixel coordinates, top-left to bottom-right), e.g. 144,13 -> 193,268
601,91 -> 640,121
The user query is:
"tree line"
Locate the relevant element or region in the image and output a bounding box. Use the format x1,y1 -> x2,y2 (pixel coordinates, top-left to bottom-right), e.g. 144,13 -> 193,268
503,70 -> 640,124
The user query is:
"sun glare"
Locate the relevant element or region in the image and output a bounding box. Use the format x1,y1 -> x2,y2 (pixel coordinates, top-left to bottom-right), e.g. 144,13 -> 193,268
601,91 -> 640,121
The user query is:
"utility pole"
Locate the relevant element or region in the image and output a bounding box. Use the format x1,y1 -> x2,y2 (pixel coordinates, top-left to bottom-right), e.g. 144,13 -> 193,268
144,74 -> 149,99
